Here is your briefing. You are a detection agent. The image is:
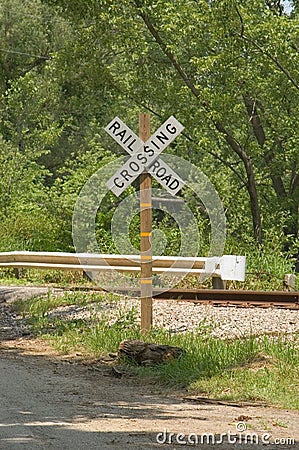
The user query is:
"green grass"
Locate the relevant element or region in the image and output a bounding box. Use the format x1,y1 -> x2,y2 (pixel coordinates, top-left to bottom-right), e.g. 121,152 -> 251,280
14,291 -> 299,410
191,337 -> 299,409
0,268 -> 93,286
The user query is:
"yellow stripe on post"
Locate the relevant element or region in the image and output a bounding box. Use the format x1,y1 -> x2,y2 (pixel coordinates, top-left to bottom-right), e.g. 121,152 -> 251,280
140,232 -> 151,237
140,203 -> 152,207
141,255 -> 152,260
141,279 -> 152,284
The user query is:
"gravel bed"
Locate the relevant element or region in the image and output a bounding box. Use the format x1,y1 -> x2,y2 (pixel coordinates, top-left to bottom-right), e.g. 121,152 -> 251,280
47,297 -> 299,339
0,303 -> 29,340
0,287 -> 298,341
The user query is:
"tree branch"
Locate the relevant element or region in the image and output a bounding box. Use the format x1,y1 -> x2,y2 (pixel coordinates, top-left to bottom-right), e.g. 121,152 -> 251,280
243,94 -> 266,147
243,93 -> 287,198
235,7 -> 299,92
209,150 -> 247,186
241,34 -> 299,91
20,54 -> 52,78
133,0 -> 200,98
290,173 -> 299,195
133,0 -> 263,242
233,6 -> 299,91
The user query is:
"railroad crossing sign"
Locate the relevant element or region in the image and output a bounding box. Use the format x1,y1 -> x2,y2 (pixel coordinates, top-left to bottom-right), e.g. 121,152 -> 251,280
105,116 -> 185,196
105,114 -> 184,332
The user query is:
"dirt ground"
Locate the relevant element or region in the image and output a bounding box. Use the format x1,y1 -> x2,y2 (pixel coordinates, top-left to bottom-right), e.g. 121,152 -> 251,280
0,287 -> 299,449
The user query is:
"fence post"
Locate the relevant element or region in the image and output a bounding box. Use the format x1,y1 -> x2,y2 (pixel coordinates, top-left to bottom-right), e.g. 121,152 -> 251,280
283,274 -> 296,291
212,278 -> 226,289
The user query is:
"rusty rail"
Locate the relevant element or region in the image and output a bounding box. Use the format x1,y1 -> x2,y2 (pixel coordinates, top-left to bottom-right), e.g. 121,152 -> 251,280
1,283 -> 297,309
101,287 -> 299,310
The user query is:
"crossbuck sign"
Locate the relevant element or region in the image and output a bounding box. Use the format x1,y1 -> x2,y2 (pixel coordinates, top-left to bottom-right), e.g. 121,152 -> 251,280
105,116 -> 185,196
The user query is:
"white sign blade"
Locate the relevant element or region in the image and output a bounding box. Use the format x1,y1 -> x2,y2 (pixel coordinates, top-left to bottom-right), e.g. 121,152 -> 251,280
143,116 -> 184,158
105,115 -> 185,196
105,116 -> 143,154
106,153 -> 145,196
147,158 -> 185,196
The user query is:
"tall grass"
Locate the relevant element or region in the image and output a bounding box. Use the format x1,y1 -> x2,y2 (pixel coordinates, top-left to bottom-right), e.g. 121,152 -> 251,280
14,292 -> 299,409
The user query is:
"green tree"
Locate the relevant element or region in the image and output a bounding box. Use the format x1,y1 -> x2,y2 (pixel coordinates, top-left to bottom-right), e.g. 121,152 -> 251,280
45,0 -> 298,258
0,0 -> 297,270
0,0 -> 72,250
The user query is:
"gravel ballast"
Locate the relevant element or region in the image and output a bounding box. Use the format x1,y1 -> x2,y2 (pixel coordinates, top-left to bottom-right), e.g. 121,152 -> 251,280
45,296 -> 299,339
0,286 -> 298,340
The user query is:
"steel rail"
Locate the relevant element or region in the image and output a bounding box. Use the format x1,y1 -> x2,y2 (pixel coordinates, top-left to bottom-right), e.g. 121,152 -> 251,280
4,284 -> 296,309
99,287 -> 299,310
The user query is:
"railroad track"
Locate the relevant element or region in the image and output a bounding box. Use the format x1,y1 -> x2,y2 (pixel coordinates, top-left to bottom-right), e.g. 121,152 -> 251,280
0,285 -> 298,310
98,287 -> 299,310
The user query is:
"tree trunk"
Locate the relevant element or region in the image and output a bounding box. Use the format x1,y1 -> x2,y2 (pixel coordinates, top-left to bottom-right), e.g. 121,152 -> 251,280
135,3 -> 263,244
243,93 -> 299,248
213,121 -> 263,244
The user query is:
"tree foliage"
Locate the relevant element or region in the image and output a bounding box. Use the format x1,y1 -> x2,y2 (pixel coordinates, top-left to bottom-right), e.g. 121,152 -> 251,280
0,0 -> 297,272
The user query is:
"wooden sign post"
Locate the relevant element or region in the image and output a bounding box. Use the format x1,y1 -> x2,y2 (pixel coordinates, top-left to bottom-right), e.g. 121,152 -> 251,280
139,114 -> 153,332
105,114 -> 184,331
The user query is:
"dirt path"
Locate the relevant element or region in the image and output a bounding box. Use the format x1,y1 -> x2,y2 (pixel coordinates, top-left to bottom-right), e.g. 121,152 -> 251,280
0,287 -> 299,449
